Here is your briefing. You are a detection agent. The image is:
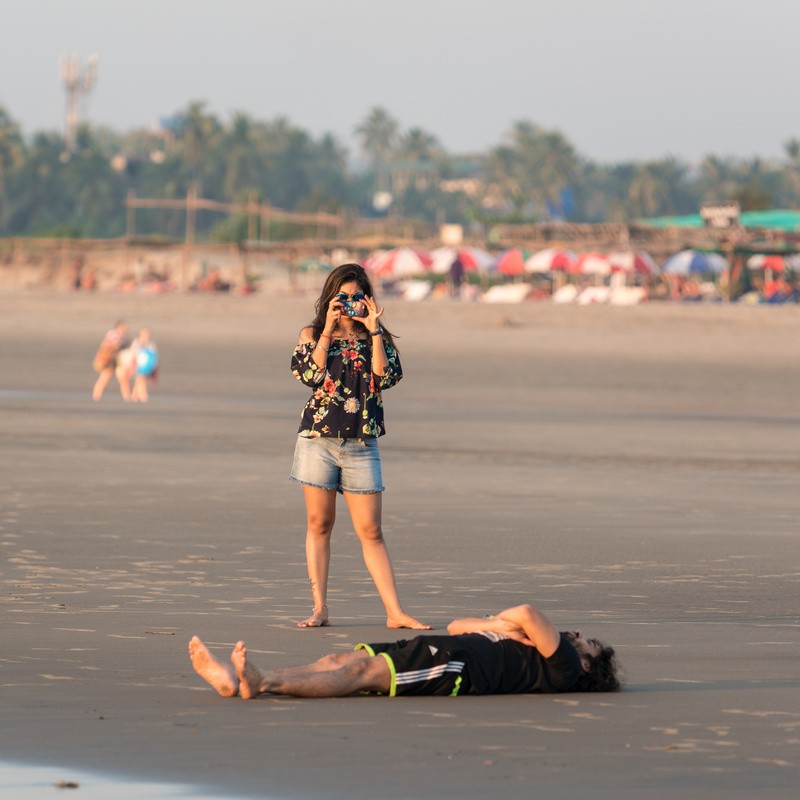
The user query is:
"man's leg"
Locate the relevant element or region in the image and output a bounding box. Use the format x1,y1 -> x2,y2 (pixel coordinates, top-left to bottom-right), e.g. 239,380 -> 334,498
231,640 -> 391,699
188,636 -> 239,697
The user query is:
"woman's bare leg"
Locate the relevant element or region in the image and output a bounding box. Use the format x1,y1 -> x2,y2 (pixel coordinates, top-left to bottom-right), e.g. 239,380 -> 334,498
297,486 -> 336,627
231,640 -> 390,699
132,375 -> 149,403
344,491 -> 432,630
92,368 -> 113,401
116,372 -> 131,402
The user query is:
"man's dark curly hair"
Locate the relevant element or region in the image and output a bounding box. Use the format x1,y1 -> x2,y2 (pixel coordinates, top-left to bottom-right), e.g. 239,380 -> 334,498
573,642 -> 621,693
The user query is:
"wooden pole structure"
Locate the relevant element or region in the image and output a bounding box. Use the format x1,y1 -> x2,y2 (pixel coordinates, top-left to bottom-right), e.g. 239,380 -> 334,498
725,241 -> 738,302
181,188 -> 197,289
247,192 -> 257,241
261,200 -> 270,243
185,188 -> 197,246
126,190 -> 136,238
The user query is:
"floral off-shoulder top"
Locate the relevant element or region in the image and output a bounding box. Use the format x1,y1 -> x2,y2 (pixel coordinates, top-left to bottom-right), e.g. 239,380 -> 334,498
291,336 -> 402,438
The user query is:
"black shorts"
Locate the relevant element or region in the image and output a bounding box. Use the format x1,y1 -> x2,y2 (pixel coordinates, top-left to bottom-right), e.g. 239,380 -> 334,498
356,637 -> 466,697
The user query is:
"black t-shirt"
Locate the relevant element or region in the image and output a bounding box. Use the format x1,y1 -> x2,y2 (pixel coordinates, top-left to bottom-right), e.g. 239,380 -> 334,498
449,632 -> 582,695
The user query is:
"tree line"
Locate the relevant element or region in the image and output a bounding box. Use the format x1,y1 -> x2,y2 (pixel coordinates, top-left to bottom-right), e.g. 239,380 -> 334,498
1,102 -> 799,240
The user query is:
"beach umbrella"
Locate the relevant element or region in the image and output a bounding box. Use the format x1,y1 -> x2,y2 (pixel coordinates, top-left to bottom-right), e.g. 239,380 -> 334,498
365,247 -> 433,278
745,254 -> 800,272
495,248 -> 526,276
524,247 -> 576,274
662,250 -> 729,276
746,254 -> 784,272
570,252 -> 613,276
607,250 -> 660,275
430,246 -> 496,274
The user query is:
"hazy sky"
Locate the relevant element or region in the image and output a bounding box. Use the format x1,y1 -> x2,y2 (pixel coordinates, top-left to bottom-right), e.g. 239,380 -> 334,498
2,0 -> 799,164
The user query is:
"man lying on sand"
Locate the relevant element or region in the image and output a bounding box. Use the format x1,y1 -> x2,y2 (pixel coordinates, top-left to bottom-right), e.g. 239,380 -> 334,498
189,603 -> 620,698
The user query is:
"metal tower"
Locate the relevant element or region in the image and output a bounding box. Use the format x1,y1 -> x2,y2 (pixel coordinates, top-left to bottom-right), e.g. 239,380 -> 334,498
60,53 -> 98,152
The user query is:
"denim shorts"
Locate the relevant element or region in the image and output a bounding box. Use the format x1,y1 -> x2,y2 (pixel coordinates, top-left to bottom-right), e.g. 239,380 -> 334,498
290,435 -> 384,494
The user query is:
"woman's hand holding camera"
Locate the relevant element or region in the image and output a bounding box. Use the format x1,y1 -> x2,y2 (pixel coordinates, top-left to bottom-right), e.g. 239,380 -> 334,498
357,295 -> 384,335
324,297 -> 343,334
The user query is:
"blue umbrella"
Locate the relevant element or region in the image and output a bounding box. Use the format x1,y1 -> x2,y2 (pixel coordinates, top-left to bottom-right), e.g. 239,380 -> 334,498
662,250 -> 729,276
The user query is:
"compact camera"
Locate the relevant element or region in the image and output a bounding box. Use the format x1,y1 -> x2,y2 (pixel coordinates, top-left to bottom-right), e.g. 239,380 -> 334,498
338,293 -> 367,318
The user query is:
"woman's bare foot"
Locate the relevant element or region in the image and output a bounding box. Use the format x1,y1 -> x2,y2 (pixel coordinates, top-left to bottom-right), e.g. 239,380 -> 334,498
387,613 -> 434,630
188,636 -> 239,697
296,607 -> 330,628
231,640 -> 265,699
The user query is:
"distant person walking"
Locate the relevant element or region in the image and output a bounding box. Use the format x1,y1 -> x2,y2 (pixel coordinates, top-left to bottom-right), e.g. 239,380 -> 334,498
92,320 -> 130,401
449,253 -> 465,298
289,263 -> 431,630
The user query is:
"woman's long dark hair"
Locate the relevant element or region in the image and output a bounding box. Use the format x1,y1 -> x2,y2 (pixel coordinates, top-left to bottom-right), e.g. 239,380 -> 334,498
308,263 -> 397,350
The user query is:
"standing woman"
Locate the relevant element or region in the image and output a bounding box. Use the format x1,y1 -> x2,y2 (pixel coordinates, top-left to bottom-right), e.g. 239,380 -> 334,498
290,263 -> 431,630
92,320 -> 130,402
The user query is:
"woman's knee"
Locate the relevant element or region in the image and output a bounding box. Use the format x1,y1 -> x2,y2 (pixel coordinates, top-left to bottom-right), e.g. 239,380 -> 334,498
355,522 -> 384,544
307,512 -> 335,537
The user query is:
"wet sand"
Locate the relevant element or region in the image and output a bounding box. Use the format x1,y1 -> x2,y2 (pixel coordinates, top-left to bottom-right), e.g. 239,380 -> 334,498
1,291 -> 798,799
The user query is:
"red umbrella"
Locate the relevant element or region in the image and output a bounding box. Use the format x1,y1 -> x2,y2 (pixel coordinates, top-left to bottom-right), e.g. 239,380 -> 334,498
364,247 -> 433,278
524,247 -> 576,274
495,248 -> 525,276
570,252 -> 613,276
608,250 -> 660,275
746,254 -> 786,272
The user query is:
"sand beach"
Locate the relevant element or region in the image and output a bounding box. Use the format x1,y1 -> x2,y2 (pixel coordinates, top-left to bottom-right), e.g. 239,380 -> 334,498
1,290 -> 798,798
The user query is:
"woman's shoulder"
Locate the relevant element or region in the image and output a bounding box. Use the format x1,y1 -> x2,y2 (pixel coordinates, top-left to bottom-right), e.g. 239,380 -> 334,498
298,326 -> 315,345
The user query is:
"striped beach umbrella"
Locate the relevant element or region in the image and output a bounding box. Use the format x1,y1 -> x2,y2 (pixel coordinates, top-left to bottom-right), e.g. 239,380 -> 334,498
524,247 -> 576,274
662,250 -> 729,276
607,250 -> 660,275
571,252 -> 613,276
365,247 -> 433,278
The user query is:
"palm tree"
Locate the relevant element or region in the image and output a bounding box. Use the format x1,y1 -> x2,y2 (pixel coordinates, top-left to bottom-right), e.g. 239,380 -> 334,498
784,138 -> 800,165
396,127 -> 439,162
526,129 -> 581,215
697,154 -> 738,204
782,139 -> 800,206
176,101 -> 222,190
222,112 -> 263,201
484,144 -> 525,213
354,106 -> 399,191
627,163 -> 669,217
0,107 -> 23,232
486,120 -> 581,219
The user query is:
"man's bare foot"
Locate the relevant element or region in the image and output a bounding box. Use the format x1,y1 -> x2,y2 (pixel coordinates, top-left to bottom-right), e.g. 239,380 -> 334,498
387,613 -> 434,630
188,636 -> 239,697
296,607 -> 330,628
231,640 -> 264,699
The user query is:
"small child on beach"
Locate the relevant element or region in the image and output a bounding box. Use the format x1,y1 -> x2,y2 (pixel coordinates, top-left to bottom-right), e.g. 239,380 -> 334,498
130,328 -> 159,403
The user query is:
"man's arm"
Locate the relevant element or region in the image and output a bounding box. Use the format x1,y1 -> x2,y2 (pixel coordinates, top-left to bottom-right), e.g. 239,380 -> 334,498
447,604 -> 561,657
